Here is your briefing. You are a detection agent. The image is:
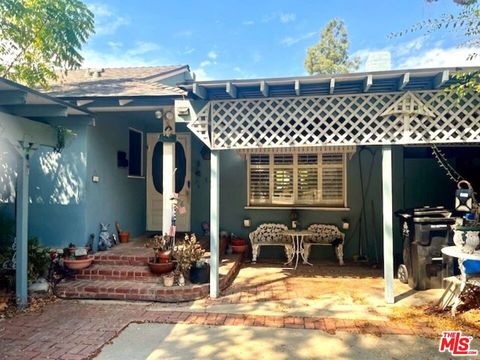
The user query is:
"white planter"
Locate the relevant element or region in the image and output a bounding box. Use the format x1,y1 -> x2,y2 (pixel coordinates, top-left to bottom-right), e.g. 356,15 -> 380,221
453,228 -> 480,254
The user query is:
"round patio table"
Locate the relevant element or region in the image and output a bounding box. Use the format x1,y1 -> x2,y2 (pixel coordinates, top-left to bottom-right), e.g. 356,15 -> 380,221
441,246 -> 480,316
283,230 -> 314,269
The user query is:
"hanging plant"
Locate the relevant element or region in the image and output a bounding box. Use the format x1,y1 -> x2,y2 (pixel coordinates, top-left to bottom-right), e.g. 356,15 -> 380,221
54,126 -> 76,153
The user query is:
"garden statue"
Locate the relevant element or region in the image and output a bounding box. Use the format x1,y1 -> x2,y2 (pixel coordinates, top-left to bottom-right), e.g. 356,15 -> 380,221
98,223 -> 116,251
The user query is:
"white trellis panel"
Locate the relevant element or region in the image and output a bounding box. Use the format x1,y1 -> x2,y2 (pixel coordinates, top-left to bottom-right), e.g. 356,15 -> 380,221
188,90 -> 480,150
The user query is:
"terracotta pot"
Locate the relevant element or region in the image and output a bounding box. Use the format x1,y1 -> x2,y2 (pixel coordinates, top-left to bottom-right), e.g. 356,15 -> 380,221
148,260 -> 175,274
119,231 -> 129,243
232,244 -> 247,253
63,256 -> 94,271
231,239 -> 246,246
157,250 -> 172,263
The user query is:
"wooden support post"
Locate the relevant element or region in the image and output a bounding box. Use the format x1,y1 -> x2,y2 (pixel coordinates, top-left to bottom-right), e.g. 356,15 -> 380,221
210,150 -> 220,298
382,145 -> 395,304
16,151 -> 29,308
162,142 -> 175,235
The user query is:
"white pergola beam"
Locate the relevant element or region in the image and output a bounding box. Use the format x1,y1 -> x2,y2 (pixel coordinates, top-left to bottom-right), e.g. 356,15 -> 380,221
0,90 -> 27,105
329,78 -> 335,95
294,80 -> 301,96
364,75 -> 373,92
399,73 -> 410,91
260,81 -> 269,97
434,70 -> 449,89
382,145 -> 395,304
193,83 -> 207,99
5,105 -> 67,118
118,99 -> 133,106
226,82 -> 237,98
77,100 -> 94,107
0,111 -> 57,147
210,150 -> 220,298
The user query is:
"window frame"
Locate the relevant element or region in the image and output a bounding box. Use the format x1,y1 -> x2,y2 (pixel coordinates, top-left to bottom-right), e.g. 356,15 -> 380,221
128,127 -> 144,178
246,151 -> 348,209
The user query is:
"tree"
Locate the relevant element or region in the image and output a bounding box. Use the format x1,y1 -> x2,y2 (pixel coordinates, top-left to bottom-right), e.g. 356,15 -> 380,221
0,0 -> 94,89
304,19 -> 359,75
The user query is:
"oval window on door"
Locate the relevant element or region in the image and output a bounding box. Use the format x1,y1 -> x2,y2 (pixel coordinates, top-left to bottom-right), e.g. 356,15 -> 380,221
175,142 -> 186,193
151,141 -> 187,194
152,142 -> 163,193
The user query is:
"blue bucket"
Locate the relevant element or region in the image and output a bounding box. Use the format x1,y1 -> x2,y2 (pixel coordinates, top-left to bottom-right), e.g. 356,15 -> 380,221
464,260 -> 480,275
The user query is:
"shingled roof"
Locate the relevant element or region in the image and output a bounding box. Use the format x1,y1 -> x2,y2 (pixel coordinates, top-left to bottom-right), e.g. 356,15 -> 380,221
48,65 -> 189,97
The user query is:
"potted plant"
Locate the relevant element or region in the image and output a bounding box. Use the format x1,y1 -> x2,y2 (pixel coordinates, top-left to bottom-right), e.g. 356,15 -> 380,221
116,222 -> 130,244
146,235 -> 175,274
453,225 -> 480,254
230,234 -> 247,254
163,273 -> 175,287
173,234 -> 207,283
63,246 -> 93,271
67,242 -> 76,256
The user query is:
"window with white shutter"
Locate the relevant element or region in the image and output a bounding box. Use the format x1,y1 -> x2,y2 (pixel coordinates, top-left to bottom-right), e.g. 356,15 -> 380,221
247,152 -> 347,207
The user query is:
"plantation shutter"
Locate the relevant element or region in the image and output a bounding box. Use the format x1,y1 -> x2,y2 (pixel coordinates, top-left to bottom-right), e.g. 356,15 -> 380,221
297,154 -> 318,204
321,153 -> 344,205
272,154 -> 294,204
249,154 -> 270,204
247,151 -> 347,207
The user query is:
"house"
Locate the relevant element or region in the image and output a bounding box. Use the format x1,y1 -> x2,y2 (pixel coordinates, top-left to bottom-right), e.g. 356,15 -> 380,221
0,65 -> 479,306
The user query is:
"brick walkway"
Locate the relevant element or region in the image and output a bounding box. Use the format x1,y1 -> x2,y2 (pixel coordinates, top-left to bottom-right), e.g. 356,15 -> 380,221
0,300 -> 437,360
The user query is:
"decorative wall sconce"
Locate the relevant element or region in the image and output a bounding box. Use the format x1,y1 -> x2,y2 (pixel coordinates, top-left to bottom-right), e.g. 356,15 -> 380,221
342,220 -> 350,230
243,218 -> 251,228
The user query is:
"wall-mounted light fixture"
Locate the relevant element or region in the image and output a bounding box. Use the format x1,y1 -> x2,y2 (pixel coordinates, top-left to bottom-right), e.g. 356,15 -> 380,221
342,219 -> 350,230
154,110 -> 163,119
243,218 -> 251,228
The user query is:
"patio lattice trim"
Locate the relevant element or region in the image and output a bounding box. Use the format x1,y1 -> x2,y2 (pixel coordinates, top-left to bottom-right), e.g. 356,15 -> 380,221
187,90 -> 480,150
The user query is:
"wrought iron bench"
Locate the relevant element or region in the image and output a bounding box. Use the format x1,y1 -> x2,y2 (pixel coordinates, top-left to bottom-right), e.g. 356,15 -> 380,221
303,224 -> 345,266
249,223 -> 294,263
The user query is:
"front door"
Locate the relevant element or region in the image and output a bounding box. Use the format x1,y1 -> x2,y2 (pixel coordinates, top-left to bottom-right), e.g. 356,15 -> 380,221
146,133 -> 191,232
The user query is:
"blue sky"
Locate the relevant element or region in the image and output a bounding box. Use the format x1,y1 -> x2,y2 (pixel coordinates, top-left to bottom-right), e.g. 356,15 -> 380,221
83,0 -> 479,80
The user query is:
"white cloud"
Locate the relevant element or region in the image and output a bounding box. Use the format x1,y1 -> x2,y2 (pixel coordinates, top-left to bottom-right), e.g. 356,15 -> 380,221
398,46 -> 480,69
208,51 -> 218,60
193,68 -> 212,81
126,41 -> 160,56
353,36 -> 480,71
82,42 -> 173,68
88,3 -> 130,35
182,47 -> 195,55
200,60 -> 212,67
107,41 -> 123,49
279,13 -> 296,24
262,12 -> 296,24
281,31 -> 317,47
243,20 -> 255,26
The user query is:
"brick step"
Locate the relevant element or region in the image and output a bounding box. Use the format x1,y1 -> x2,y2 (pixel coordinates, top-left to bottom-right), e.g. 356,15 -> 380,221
55,279 -> 209,302
56,254 -> 243,303
93,254 -> 150,266
75,264 -> 161,283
